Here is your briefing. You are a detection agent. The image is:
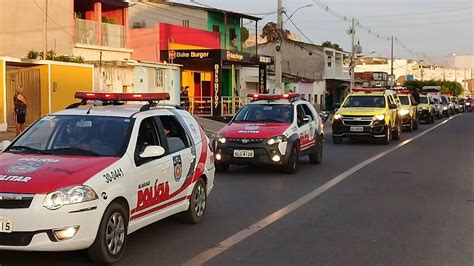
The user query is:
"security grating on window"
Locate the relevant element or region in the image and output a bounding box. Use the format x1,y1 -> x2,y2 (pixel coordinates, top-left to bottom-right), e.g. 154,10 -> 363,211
155,69 -> 166,89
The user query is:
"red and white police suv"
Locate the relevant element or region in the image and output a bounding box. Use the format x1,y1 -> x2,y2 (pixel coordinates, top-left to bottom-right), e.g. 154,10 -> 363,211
0,92 -> 215,264
214,93 -> 324,174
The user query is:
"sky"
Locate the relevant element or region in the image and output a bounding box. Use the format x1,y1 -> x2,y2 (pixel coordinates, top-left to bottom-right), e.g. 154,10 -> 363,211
174,0 -> 474,64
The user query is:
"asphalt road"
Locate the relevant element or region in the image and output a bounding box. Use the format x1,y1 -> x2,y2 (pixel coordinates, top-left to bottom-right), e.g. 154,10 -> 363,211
1,113 -> 472,266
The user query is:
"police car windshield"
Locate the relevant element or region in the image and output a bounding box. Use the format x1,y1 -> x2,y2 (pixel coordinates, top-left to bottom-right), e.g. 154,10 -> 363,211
9,115 -> 134,157
441,97 -> 448,104
234,104 -> 294,123
419,97 -> 428,104
398,95 -> 409,105
343,96 -> 386,108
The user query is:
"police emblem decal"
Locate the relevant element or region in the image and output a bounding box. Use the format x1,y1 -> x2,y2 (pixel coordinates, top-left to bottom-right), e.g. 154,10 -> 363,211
7,161 -> 46,174
173,155 -> 183,182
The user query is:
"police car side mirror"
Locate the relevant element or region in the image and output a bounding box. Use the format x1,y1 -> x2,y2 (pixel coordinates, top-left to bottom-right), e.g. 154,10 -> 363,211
389,104 -> 398,109
0,140 -> 12,152
140,145 -> 165,158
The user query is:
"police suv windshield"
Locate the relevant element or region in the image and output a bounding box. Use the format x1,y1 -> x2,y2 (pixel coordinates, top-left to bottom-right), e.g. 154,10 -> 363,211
398,95 -> 409,105
419,97 -> 428,104
233,104 -> 294,123
343,96 -> 386,108
8,115 -> 134,157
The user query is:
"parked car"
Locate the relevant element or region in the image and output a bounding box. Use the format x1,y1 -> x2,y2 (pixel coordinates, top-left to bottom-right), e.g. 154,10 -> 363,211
0,92 -> 215,264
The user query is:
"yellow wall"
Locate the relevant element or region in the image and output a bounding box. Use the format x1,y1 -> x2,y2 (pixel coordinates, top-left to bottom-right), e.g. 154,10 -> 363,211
50,65 -> 93,113
170,43 -> 209,50
182,70 -> 195,96
0,60 -> 4,124
31,65 -> 50,117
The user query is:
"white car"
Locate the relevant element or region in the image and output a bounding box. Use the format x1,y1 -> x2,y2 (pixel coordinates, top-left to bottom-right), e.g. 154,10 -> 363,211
214,93 -> 324,174
0,92 -> 215,264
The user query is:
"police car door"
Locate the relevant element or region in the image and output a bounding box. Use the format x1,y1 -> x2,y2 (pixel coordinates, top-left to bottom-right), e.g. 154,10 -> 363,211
296,104 -> 314,151
131,117 -> 173,221
387,95 -> 397,128
157,115 -> 193,198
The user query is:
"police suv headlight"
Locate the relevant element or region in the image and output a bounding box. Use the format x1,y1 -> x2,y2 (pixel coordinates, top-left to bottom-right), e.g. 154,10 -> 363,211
466,102 -> 471,106
267,135 -> 288,145
443,106 -> 448,110
333,114 -> 342,120
217,136 -> 227,144
43,185 -> 98,210
373,114 -> 385,121
399,109 -> 410,116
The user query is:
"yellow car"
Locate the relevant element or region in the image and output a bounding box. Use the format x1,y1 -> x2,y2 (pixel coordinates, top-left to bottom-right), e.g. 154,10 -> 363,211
396,89 -> 419,132
332,88 -> 402,145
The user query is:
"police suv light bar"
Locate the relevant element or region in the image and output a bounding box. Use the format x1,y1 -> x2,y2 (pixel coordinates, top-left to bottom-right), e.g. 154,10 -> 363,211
75,92 -> 170,102
395,89 -> 411,94
352,88 -> 386,93
247,93 -> 301,101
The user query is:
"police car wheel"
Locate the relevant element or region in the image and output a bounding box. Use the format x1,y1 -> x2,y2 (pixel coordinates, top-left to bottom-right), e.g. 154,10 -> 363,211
215,162 -> 230,172
414,117 -> 419,130
88,202 -> 128,264
309,138 -> 323,164
392,121 -> 401,141
282,147 -> 298,174
381,126 -> 391,145
332,136 -> 342,144
183,179 -> 207,224
406,118 -> 413,132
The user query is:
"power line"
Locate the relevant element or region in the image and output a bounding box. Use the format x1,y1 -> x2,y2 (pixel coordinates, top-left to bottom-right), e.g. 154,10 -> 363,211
283,12 -> 314,44
359,6 -> 474,18
32,0 -> 74,40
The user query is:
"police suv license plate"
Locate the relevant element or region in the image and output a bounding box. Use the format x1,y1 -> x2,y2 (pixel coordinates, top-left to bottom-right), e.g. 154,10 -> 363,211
233,150 -> 254,158
350,126 -> 364,132
0,217 -> 13,233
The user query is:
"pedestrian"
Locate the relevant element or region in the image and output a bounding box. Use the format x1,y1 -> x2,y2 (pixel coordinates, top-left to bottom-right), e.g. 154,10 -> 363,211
14,85 -> 27,136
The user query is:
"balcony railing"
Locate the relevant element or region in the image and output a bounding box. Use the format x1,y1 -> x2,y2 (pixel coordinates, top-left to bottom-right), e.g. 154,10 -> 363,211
75,19 -> 126,48
179,96 -> 250,116
102,22 -> 126,48
75,19 -> 99,46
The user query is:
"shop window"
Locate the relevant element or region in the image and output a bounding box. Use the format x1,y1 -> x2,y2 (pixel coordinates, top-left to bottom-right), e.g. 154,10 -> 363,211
155,69 -> 165,89
183,20 -> 190,27
213,25 -> 220,32
314,94 -> 318,103
327,56 -> 332,67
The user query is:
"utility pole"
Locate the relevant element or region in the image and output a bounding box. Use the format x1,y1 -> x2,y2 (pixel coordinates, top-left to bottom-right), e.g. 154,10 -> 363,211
349,17 -> 355,93
274,0 -> 283,94
43,0 -> 48,59
390,35 -> 394,89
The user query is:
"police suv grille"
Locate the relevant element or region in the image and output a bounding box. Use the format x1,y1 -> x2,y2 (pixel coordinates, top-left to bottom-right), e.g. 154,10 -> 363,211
228,138 -> 264,144
0,194 -> 34,209
342,117 -> 373,126
0,232 -> 35,246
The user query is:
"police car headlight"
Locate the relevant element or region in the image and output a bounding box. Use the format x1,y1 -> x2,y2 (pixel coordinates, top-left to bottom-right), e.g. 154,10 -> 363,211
217,136 -> 227,144
333,114 -> 342,120
466,102 -> 471,106
267,135 -> 288,145
43,186 -> 98,210
373,114 -> 385,121
443,106 -> 448,110
399,109 -> 410,116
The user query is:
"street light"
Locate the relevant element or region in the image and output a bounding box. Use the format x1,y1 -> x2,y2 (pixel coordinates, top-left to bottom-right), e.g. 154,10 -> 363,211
283,4 -> 313,24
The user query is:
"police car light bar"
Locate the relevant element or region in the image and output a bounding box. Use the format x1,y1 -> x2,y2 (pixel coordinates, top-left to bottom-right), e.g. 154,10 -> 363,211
247,93 -> 301,101
395,89 -> 411,94
75,92 -> 170,102
352,88 -> 386,93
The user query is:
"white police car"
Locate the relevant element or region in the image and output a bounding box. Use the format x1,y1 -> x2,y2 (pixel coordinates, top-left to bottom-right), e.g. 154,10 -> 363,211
214,93 -> 324,174
0,92 -> 215,264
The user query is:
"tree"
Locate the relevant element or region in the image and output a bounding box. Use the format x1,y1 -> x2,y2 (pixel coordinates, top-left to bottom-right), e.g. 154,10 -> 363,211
321,41 -> 343,51
404,80 -> 463,96
260,22 -> 291,42
241,27 -> 250,43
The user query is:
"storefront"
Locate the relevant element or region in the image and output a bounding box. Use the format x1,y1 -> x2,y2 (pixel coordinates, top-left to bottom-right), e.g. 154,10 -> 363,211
161,49 -> 273,116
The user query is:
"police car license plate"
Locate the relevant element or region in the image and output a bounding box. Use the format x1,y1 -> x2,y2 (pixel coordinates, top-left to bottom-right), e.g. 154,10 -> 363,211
233,150 -> 254,158
0,217 -> 12,233
350,126 -> 364,132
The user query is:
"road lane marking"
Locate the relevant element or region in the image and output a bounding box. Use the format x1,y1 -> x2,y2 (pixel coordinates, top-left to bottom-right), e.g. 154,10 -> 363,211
183,114 -> 461,266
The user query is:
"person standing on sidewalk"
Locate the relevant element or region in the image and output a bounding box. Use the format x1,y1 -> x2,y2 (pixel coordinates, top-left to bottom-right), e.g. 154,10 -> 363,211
14,85 -> 27,136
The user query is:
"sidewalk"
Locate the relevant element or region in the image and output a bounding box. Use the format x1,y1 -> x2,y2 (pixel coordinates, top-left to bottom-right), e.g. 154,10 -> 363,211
0,118 -> 225,142
0,131 -> 16,142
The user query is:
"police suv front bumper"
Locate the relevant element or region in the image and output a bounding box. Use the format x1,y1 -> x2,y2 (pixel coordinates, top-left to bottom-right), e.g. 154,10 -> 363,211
332,118 -> 386,138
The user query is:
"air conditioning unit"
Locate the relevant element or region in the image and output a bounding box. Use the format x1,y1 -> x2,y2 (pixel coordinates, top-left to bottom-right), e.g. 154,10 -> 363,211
132,21 -> 146,28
